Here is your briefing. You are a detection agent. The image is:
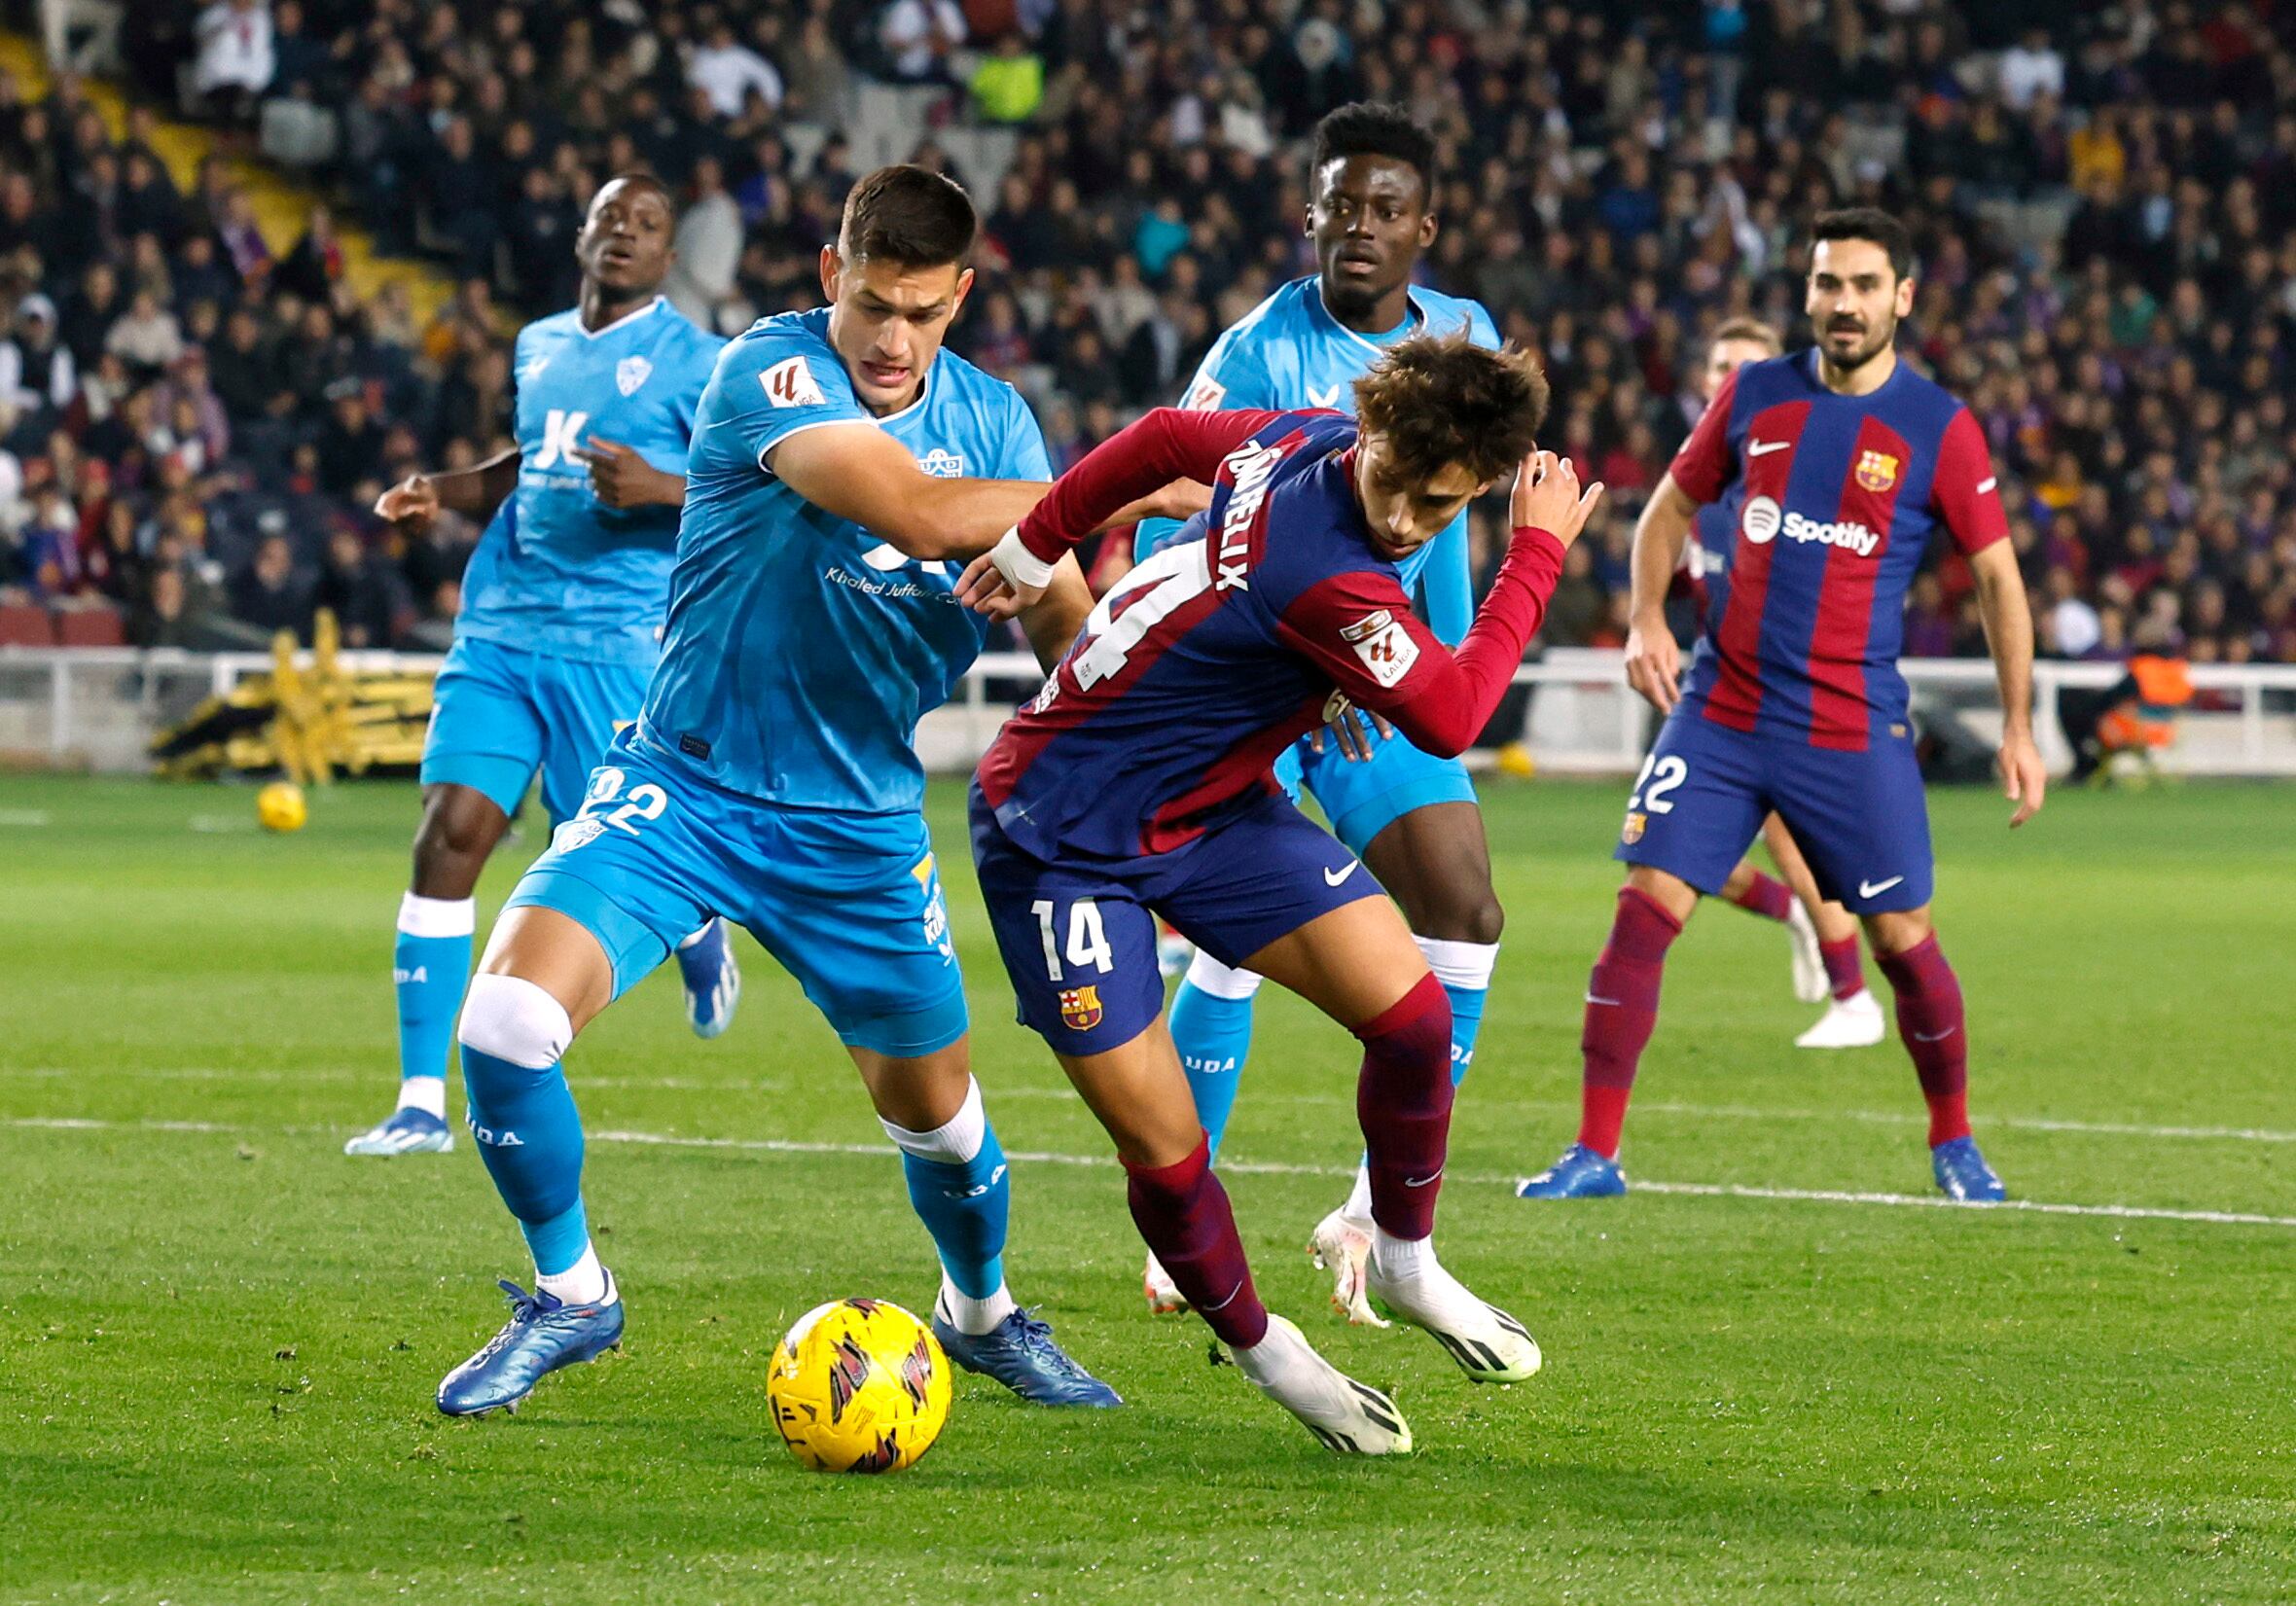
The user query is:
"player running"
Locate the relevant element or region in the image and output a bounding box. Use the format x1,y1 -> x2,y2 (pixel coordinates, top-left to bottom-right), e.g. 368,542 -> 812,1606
1682,317 -> 1883,1050
1138,102 -> 1509,1325
346,176 -> 738,1159
433,166 -> 1181,1416
1518,209 -> 2044,1205
959,335 -> 1602,1453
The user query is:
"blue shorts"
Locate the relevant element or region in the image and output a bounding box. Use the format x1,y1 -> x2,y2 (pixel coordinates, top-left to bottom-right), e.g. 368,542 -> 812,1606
1276,722 -> 1479,854
970,782 -> 1382,1057
1616,705 -> 1934,913
420,635 -> 651,826
505,732 -> 968,1057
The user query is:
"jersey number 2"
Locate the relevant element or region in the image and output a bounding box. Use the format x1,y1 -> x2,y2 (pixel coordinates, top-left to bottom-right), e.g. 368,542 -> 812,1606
1628,753 -> 1688,815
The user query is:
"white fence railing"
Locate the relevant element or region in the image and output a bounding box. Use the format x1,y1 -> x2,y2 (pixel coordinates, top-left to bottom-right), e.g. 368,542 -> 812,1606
6,644 -> 2296,778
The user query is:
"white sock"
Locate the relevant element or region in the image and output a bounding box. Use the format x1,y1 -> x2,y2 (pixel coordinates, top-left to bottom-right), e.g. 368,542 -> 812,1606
1370,1226 -> 1433,1283
879,1077 -> 987,1164
394,1076 -> 447,1120
1342,1164 -> 1375,1228
937,1273 -> 1016,1337
397,892 -> 475,938
536,1245 -> 610,1305
1183,949 -> 1265,1000
1413,936 -> 1498,992
1843,987 -> 1878,1009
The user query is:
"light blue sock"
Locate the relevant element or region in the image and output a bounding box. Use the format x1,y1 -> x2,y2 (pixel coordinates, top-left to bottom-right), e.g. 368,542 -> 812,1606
1416,938 -> 1499,1089
1443,980 -> 1488,1087
895,1118 -> 1009,1301
460,1040 -> 589,1275
1169,966 -> 1258,1161
394,894 -> 474,1086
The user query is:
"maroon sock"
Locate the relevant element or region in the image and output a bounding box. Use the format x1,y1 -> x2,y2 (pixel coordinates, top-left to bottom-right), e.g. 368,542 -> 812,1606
1578,886 -> 1683,1159
1353,972 -> 1453,1240
1876,934 -> 1970,1146
1820,936 -> 1865,1002
1123,1137 -> 1268,1347
1727,871 -> 1794,923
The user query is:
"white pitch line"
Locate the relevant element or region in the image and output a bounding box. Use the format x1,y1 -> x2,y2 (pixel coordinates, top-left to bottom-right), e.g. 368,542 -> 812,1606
9,1114 -> 2296,1231
0,807 -> 52,826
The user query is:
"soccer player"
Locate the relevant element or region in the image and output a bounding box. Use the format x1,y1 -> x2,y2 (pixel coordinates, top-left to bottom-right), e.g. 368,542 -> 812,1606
1684,317 -> 1883,1050
433,166 -> 1176,1417
1138,102 -> 1507,1324
1518,209 -> 2045,1204
346,175 -> 738,1159
959,335 -> 1602,1453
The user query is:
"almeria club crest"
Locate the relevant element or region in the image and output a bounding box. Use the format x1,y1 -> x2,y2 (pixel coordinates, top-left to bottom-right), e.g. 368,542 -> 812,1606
616,355 -> 652,396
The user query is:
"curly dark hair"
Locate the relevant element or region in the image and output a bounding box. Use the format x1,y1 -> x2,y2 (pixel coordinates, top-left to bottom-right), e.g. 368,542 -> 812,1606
1351,332 -> 1549,486
1311,101 -> 1437,192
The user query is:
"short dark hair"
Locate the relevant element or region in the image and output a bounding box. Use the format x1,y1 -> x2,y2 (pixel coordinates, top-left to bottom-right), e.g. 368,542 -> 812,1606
592,170 -> 677,222
1312,101 -> 1437,194
840,164 -> 977,268
1810,207 -> 1914,282
1352,333 -> 1549,486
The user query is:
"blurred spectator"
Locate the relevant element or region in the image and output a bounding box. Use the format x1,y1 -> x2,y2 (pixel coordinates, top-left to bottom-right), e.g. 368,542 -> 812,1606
192,0 -> 272,125
229,531 -> 311,639
687,19 -> 783,119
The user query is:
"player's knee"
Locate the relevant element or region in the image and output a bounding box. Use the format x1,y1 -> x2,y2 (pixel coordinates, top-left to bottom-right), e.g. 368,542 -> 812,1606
1182,950 -> 1264,1001
458,973 -> 575,1073
413,790 -> 504,891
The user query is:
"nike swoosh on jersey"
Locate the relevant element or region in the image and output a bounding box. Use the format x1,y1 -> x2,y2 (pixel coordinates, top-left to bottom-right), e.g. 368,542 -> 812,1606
1324,861 -> 1361,887
1976,477 -> 1997,493
1746,440 -> 1792,456
1858,875 -> 1906,898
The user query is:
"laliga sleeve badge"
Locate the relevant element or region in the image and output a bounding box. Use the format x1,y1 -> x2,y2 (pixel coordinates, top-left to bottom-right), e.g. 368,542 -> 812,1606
762,355 -> 827,409
1340,610 -> 1419,689
1058,985 -> 1104,1031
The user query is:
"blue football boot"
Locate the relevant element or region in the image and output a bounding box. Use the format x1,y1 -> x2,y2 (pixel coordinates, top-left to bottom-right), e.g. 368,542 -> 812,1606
343,1105 -> 454,1157
932,1307 -> 1122,1408
676,917 -> 740,1040
437,1273 -> 625,1417
1931,1136 -> 2007,1203
1515,1142 -> 1629,1199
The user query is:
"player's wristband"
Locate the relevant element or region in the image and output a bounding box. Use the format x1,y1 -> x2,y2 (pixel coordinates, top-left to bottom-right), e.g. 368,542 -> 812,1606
988,526 -> 1058,591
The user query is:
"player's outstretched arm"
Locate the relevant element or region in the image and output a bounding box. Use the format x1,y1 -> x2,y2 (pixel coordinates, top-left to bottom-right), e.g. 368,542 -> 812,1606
582,437 -> 686,510
375,446 -> 520,530
770,422 -> 1059,562
1623,472 -> 1699,714
1967,539 -> 2046,827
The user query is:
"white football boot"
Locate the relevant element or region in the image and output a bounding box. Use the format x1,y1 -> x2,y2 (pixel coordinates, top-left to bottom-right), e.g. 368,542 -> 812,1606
1142,1251 -> 1188,1314
1230,1314 -> 1412,1455
1366,1233 -> 1542,1383
1795,988 -> 1886,1049
1785,899 -> 1828,1004
1306,1207 -> 1388,1328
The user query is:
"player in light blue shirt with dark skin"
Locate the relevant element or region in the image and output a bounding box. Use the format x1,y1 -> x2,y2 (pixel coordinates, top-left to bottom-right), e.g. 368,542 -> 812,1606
1134,105 -> 1513,1325
346,176 -> 739,1160
434,166 -> 1198,1418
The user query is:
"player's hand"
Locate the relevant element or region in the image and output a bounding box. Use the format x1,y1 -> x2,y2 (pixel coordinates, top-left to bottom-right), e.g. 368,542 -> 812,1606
374,474 -> 440,529
1623,613 -> 1681,714
1510,449 -> 1604,546
1999,729 -> 2046,827
1308,697 -> 1392,763
955,552 -> 1038,622
584,437 -> 679,510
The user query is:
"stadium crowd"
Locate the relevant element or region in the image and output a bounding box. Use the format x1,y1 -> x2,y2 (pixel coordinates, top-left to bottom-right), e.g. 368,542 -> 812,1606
0,0 -> 2290,669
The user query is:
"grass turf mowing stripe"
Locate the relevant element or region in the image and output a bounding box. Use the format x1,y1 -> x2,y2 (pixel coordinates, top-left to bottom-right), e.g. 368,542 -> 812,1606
9,1112 -> 2296,1230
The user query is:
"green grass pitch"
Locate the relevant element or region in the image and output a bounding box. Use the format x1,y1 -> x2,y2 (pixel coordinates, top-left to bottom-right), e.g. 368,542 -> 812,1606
1,771 -> 2292,1603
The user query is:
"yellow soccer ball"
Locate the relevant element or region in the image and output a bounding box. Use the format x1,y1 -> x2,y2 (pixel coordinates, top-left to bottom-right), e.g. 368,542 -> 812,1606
768,1298 -> 951,1475
256,781 -> 308,834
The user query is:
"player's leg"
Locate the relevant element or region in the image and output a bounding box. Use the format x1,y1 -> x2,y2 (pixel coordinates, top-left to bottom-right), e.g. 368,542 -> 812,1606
349,638 -> 539,1158
532,655 -> 740,1041
1520,717 -> 1765,1198
1765,813 -> 1883,1048
756,805 -> 1113,1406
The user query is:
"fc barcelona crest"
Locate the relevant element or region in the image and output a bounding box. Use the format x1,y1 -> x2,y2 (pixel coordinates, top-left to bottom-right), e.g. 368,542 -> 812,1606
1059,985 -> 1103,1031
616,355 -> 653,396
1854,449 -> 1899,492
1621,810 -> 1647,845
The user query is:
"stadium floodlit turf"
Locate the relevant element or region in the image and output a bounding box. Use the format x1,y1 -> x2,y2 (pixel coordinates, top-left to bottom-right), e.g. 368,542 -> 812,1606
1,771 -> 2291,1604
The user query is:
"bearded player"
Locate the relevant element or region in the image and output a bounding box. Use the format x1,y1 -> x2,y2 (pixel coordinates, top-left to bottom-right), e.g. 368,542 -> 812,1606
1138,102 -> 1506,1324
1519,209 -> 2044,1204
347,176 -> 737,1159
1683,317 -> 1883,1050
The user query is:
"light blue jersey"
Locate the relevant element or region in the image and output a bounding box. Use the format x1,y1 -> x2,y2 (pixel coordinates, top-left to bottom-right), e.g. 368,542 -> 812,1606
639,306 -> 1052,815
457,297 -> 726,667
1139,275 -> 1499,644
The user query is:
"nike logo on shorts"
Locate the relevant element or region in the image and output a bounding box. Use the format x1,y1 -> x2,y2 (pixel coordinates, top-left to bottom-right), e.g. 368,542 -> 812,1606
1746,440 -> 1791,456
1858,875 -> 1905,899
1324,861 -> 1361,887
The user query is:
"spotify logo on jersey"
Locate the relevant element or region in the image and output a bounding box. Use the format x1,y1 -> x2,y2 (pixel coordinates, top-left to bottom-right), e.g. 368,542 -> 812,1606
1741,495 -> 1782,544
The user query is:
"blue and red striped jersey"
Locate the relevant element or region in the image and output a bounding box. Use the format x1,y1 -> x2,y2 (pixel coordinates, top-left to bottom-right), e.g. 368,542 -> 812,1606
978,408 -> 1563,862
1668,350 -> 2007,750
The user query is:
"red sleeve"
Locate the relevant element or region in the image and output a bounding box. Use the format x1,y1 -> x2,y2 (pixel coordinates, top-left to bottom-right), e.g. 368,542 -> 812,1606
1668,368 -> 1739,505
1274,527 -> 1567,758
1014,407 -> 1290,564
1931,407 -> 2009,556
